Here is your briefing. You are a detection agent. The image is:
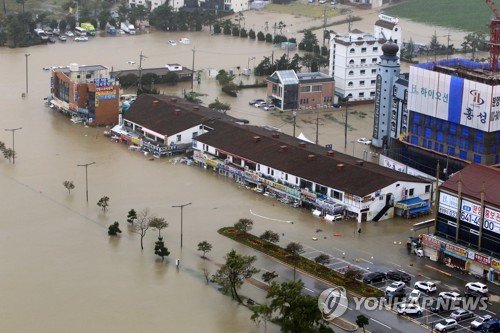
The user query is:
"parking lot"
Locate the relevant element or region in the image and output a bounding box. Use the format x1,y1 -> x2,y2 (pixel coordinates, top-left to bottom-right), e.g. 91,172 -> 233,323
288,239 -> 498,332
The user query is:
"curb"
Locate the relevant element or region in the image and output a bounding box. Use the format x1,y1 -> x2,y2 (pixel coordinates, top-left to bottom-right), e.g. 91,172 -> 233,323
329,317 -> 358,332
424,264 -> 452,277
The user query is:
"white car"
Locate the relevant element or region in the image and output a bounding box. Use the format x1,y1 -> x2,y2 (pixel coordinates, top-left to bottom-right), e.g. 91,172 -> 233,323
263,104 -> 276,111
471,315 -> 493,330
438,291 -> 461,302
396,303 -> 422,315
450,308 -> 474,321
168,40 -> 177,46
435,318 -> 458,332
386,281 -> 406,293
357,137 -> 371,145
127,61 -> 135,64
408,289 -> 421,302
466,282 -> 488,294
74,36 -> 88,42
65,31 -> 74,37
414,281 -> 437,293
254,101 -> 267,108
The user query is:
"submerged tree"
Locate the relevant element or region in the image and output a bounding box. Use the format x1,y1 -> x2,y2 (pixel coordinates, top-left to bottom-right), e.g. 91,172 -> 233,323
63,180 -> 75,194
154,236 -> 170,261
286,242 -> 304,281
97,196 -> 110,213
197,240 -> 213,258
356,314 -> 369,333
211,249 -> 259,303
149,217 -> 168,237
234,218 -> 253,233
260,230 -> 280,243
108,222 -> 122,236
126,209 -> 137,224
130,208 -> 151,250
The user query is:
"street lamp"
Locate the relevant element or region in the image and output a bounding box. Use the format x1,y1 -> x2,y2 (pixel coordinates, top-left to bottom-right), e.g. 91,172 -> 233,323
172,202 -> 192,249
4,127 -> 22,164
247,56 -> 255,71
24,53 -> 30,95
77,162 -> 96,203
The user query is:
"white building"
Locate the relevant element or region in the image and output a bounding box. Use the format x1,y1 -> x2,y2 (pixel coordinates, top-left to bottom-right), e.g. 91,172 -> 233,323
129,0 -> 184,12
329,15 -> 402,102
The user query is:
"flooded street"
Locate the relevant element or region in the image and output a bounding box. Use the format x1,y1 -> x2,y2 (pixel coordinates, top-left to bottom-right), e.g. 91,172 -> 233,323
0,9 -> 474,332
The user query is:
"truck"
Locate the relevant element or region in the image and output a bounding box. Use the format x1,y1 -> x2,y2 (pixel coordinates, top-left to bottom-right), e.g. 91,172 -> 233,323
128,24 -> 136,35
80,23 -> 96,36
120,22 -> 135,34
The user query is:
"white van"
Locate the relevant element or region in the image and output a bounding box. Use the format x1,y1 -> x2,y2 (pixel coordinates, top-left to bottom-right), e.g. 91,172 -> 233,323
74,27 -> 87,36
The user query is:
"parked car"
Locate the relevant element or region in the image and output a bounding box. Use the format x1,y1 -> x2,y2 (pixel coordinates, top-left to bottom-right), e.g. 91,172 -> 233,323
414,280 -> 437,293
471,315 -> 493,330
74,36 -> 88,42
254,101 -> 267,108
387,270 -> 411,282
450,308 -> 474,321
385,289 -> 406,303
249,98 -> 264,105
65,31 -> 74,37
408,289 -> 421,302
430,298 -> 458,313
439,291 -> 462,302
396,303 -> 422,315
435,318 -> 458,332
58,35 -> 67,42
362,271 -> 386,284
464,290 -> 489,302
168,40 -> 177,46
263,104 -> 276,111
357,137 -> 371,145
466,282 -> 489,294
386,281 -> 406,293
478,319 -> 500,333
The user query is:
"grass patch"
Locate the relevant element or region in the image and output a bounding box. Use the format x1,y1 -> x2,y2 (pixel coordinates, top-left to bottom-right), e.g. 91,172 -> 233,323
219,227 -> 384,298
383,0 -> 490,33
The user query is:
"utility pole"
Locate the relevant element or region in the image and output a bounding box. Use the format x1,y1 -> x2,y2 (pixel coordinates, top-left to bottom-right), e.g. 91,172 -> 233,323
344,96 -> 349,150
191,47 -> 196,91
293,111 -> 297,137
77,162 -> 96,203
138,51 -> 147,91
172,203 -> 192,249
24,53 -> 30,95
322,6 -> 327,46
4,127 -> 22,164
315,113 -> 319,144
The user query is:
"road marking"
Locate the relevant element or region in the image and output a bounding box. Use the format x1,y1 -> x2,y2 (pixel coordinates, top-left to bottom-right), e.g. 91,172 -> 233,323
360,258 -> 373,264
485,309 -> 496,315
302,250 -> 320,255
303,287 -> 315,293
370,318 -> 392,329
249,209 -> 293,223
390,262 -> 402,267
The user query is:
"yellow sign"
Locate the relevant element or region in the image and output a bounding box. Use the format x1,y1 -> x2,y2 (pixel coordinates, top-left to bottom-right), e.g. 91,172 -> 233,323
492,258 -> 500,271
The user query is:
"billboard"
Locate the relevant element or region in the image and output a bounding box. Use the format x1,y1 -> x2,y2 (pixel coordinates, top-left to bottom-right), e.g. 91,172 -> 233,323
408,65 -> 499,132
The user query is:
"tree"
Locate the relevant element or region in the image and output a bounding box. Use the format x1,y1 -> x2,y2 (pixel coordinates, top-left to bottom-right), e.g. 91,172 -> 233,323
130,208 -> 151,250
300,29 -> 319,52
97,196 -> 110,213
164,71 -> 179,85
258,280 -> 333,333
184,91 -> 206,104
208,98 -> 231,113
63,180 -> 75,194
260,230 -> 280,243
314,254 -> 330,265
286,242 -> 303,281
262,271 -> 278,284
215,69 -> 235,86
154,236 -> 170,261
3,147 -> 14,162
197,240 -> 213,258
344,267 -> 363,281
127,209 -> 138,224
251,304 -> 273,331
403,38 -> 416,62
211,249 -> 260,303
356,314 -> 369,333
108,222 -> 122,236
234,218 -> 253,232
149,217 -> 168,237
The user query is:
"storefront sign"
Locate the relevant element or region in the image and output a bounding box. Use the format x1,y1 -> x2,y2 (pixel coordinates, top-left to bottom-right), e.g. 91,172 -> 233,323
445,243 -> 467,258
439,192 -> 458,209
461,199 -> 482,217
438,206 -> 456,218
491,258 -> 500,271
484,207 -> 500,235
422,234 -> 441,250
474,253 -> 491,266
301,189 -> 317,200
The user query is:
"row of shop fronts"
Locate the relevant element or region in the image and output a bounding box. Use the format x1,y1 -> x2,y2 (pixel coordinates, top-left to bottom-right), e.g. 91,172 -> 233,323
193,150 -> 346,217
421,234 -> 500,284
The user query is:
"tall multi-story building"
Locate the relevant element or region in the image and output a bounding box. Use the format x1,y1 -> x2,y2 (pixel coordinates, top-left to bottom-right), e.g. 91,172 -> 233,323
49,63 -> 120,125
129,0 -> 248,12
328,15 -> 401,102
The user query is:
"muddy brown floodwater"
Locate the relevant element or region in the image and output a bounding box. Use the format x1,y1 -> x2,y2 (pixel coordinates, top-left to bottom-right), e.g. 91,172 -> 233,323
0,7 -> 476,332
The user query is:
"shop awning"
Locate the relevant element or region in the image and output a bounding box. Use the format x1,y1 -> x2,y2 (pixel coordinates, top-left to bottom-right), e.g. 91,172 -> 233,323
409,205 -> 430,214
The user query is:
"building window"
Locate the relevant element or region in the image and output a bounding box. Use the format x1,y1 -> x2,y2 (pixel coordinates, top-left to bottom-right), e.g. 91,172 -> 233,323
373,47 -> 378,52
349,60 -> 355,65
371,69 -> 376,74
176,134 -> 181,142
409,188 -> 414,196
348,70 -> 354,76
359,92 -> 364,98
370,91 -> 375,97
348,81 -> 353,87
312,85 -> 322,92
300,86 -> 311,92
192,131 -> 198,138
360,70 -> 365,75
361,47 -> 367,53
360,80 -> 365,86
361,59 -> 366,64
350,48 -> 355,54
372,58 -> 377,63
371,79 -> 375,85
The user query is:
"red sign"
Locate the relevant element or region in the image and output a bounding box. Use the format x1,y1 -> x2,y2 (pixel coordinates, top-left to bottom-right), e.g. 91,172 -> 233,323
474,253 -> 491,266
422,234 -> 441,250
